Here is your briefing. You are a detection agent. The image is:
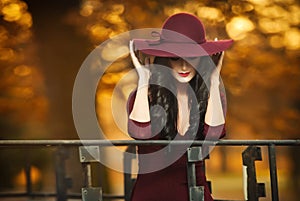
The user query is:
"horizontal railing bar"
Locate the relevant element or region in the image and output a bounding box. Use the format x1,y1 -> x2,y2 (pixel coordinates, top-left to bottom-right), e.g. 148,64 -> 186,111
0,192 -> 125,199
67,193 -> 125,199
0,139 -> 299,147
0,192 -> 244,201
0,192 -> 56,197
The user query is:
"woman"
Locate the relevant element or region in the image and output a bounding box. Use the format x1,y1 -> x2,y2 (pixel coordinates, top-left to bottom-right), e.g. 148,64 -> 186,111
127,13 -> 233,201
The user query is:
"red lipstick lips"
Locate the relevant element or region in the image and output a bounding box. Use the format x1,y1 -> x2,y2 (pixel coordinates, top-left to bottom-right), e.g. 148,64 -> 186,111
178,72 -> 190,77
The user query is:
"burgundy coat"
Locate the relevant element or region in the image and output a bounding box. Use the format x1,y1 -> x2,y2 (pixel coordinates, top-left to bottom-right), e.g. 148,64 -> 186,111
127,91 -> 226,201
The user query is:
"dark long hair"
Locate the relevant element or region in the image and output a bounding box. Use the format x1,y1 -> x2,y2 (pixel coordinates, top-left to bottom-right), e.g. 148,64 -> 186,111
148,56 -> 215,140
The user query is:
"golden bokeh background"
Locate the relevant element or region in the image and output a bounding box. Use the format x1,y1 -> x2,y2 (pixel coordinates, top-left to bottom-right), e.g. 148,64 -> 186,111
0,0 -> 299,200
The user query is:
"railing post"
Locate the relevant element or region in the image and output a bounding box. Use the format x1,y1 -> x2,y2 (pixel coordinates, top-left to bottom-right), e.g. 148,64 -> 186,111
242,146 -> 266,201
25,163 -> 32,197
79,146 -> 102,201
187,146 -> 204,201
55,146 -> 72,201
123,145 -> 136,201
268,144 -> 279,201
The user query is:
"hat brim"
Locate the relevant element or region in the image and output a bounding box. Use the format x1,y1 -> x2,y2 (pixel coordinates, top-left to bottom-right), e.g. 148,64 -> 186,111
133,39 -> 233,57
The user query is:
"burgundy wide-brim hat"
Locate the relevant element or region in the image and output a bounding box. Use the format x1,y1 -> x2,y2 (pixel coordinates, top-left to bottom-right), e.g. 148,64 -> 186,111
133,13 -> 233,57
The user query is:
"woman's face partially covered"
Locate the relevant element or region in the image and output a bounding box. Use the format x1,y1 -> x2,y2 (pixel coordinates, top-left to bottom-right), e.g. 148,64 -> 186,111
169,57 -> 199,83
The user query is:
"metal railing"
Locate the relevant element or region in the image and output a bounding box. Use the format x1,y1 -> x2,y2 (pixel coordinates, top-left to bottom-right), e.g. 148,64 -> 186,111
0,139 -> 299,201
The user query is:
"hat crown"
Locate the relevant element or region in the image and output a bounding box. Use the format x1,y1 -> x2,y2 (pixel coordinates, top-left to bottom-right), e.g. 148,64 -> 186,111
161,13 -> 206,44
133,12 -> 233,57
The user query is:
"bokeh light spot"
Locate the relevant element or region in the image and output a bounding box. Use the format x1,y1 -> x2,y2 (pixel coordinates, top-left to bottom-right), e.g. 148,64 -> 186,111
226,16 -> 255,40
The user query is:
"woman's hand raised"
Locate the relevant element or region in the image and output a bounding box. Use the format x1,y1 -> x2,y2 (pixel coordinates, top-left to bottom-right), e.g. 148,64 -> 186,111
210,51 -> 224,86
129,40 -> 151,83
128,40 -> 152,122
205,50 -> 225,126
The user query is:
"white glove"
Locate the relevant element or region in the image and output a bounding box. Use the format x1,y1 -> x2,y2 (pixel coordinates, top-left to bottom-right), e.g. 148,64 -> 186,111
210,51 -> 224,85
129,40 -> 151,83
204,51 -> 225,126
128,40 -> 152,122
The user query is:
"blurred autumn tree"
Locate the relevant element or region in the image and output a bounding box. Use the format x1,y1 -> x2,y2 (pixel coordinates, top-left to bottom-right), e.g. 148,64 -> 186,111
0,0 -> 51,188
0,0 -> 48,138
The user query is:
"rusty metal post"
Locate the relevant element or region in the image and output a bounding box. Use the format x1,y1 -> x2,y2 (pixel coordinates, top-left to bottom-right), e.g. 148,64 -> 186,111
242,146 -> 266,201
55,146 -> 72,201
187,146 -> 204,201
79,146 -> 102,201
268,144 -> 279,201
25,163 -> 32,197
123,145 -> 136,201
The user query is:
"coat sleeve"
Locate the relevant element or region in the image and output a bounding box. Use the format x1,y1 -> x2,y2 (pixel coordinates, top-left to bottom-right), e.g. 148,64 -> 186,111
203,91 -> 227,140
127,91 -> 152,139
127,90 -> 227,140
